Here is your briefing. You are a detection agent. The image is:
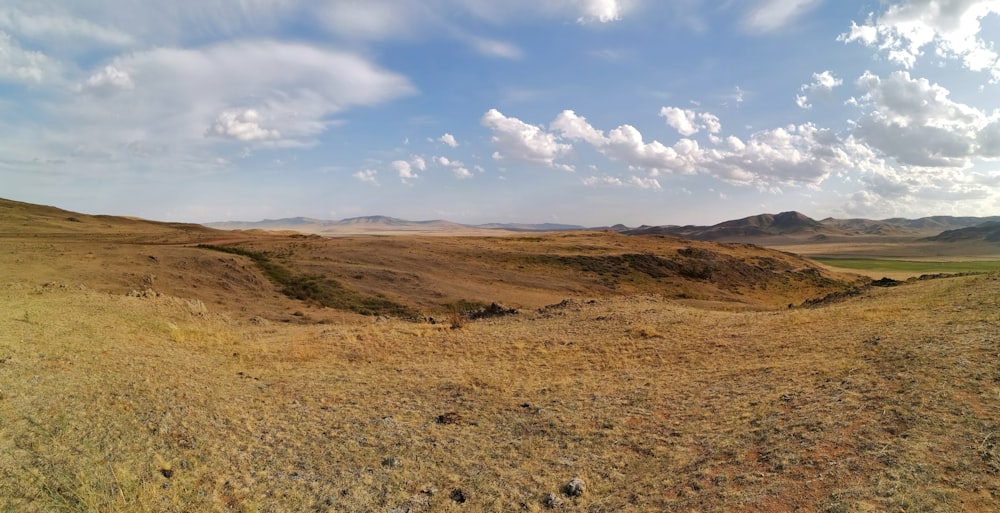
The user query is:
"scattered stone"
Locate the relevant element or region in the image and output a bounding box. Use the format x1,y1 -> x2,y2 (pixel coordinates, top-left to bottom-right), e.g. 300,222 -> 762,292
126,288 -> 160,298
449,488 -> 466,504
563,477 -> 586,497
147,255 -> 159,263
420,485 -> 438,496
381,457 -> 401,468
66,216 -> 82,223
468,302 -> 518,320
437,412 -> 463,425
543,492 -> 564,509
248,316 -> 268,326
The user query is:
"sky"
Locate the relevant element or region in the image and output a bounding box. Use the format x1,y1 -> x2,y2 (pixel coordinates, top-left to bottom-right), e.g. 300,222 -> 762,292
2,1 -> 1000,226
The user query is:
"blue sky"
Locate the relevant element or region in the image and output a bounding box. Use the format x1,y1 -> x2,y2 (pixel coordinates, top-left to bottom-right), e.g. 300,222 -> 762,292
2,1 -> 1000,226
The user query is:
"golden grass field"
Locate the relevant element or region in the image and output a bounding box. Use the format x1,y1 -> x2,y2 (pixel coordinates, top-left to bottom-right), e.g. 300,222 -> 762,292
1,198 -> 998,511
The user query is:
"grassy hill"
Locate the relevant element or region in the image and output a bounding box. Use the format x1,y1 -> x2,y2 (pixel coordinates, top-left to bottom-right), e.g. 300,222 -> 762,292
1,198 -> 998,512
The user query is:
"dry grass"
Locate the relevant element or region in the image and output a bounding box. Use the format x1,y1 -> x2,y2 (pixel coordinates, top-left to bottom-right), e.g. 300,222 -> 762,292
2,198 -> 998,511
1,274 -> 998,512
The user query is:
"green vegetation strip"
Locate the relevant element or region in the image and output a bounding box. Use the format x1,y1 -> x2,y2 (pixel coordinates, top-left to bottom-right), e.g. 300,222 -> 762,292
814,257 -> 1000,273
198,244 -> 418,318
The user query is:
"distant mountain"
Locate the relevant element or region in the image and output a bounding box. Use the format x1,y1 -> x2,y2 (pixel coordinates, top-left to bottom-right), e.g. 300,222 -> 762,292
206,216 -> 584,235
624,211 -> 834,241
883,216 -> 1000,231
475,222 -> 586,232
925,222 -> 1000,243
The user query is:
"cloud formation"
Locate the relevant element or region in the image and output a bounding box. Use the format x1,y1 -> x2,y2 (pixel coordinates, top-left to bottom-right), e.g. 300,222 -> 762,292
743,0 -> 823,33
840,0 -> 1000,79
0,31 -> 59,83
796,70 -> 842,109
659,107 -> 722,136
207,109 -> 280,141
853,70 -> 994,168
354,169 -> 379,185
481,109 -> 572,167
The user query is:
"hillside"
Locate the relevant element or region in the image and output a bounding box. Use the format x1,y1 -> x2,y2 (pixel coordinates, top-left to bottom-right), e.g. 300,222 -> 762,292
2,263 -> 998,512
926,222 -> 1000,243
0,198 -> 867,320
2,198 -> 999,512
625,211 -> 838,242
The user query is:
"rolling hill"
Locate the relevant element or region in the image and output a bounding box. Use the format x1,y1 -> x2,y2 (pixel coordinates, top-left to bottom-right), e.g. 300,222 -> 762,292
624,211 -> 838,241
3,197 -> 999,512
926,221 -> 1000,243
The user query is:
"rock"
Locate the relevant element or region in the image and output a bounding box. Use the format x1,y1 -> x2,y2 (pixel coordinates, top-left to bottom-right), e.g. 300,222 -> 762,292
543,492 -> 563,509
437,412 -> 463,425
564,477 -> 586,497
381,457 -> 401,468
449,488 -> 466,503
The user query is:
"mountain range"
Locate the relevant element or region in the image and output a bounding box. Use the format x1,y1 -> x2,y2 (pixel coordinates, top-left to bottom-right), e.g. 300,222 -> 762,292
209,211 -> 1000,242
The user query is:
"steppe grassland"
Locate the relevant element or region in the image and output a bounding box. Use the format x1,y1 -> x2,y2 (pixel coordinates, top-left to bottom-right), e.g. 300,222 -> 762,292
1,275 -> 998,512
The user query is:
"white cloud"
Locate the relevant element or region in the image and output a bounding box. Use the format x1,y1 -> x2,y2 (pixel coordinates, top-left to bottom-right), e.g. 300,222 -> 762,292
354,169 -> 379,185
412,155 -> 427,172
796,70 -> 843,109
743,0 -> 823,33
0,7 -> 133,49
578,0 -> 625,23
464,34 -> 523,59
841,1 -> 1000,80
435,155 -> 474,179
0,31 -> 59,84
439,133 -> 458,147
392,160 -> 418,180
659,107 -> 722,136
853,70 -> 992,167
481,108 -> 571,167
582,174 -> 662,189
554,109 -> 875,187
628,175 -> 662,189
314,0 -> 622,59
78,64 -> 133,96
583,175 -> 623,187
317,1 -> 418,41
50,39 -> 414,169
207,109 -> 281,142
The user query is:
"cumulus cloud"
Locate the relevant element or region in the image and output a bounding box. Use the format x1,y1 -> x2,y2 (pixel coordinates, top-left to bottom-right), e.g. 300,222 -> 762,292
207,109 -> 280,141
582,174 -> 662,189
743,0 -> 823,33
78,64 -> 133,96
436,155 -> 473,179
552,109 -> 872,187
840,1 -> 1000,80
353,169 -> 379,185
659,107 -> 722,136
392,160 -> 418,180
390,155 -> 428,181
439,133 -> 458,147
796,70 -> 842,109
0,31 -> 59,83
481,108 -> 571,167
852,70 -> 994,167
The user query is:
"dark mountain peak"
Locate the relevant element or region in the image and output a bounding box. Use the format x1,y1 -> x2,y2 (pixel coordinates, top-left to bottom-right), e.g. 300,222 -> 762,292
926,221 -> 1000,243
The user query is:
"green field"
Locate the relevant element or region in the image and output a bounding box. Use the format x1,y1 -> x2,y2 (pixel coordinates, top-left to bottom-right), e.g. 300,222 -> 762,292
814,257 -> 1000,274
